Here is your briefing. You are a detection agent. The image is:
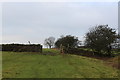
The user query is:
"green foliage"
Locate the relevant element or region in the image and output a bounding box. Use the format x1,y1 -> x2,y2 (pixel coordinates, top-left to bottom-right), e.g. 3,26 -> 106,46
2,51 -> 118,78
55,35 -> 80,48
85,25 -> 116,56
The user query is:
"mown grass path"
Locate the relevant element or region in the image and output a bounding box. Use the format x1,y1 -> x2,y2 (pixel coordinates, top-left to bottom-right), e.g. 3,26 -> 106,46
2,50 -> 119,78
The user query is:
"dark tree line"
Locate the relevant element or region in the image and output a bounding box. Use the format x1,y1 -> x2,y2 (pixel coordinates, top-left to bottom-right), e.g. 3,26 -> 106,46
44,25 -> 118,57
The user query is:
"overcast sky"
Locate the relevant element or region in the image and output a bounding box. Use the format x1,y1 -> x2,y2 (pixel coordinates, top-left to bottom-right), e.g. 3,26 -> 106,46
1,2 -> 118,46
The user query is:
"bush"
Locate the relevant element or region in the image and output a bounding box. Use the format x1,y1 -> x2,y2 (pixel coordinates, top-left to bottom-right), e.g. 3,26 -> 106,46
64,47 -> 95,56
63,47 -> 113,57
2,44 -> 42,52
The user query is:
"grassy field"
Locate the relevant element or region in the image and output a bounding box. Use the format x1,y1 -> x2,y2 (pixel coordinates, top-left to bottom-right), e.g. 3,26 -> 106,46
2,49 -> 119,78
0,52 -> 2,79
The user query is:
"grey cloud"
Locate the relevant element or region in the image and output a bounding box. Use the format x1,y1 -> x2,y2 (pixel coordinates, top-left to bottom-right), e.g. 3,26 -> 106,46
2,2 -> 118,44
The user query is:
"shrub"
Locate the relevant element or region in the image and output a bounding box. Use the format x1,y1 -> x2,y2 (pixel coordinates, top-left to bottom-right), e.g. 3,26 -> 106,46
2,44 -> 42,52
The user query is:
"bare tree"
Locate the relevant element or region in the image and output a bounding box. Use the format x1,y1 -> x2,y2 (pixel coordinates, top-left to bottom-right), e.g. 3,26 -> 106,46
44,37 -> 55,48
28,41 -> 31,44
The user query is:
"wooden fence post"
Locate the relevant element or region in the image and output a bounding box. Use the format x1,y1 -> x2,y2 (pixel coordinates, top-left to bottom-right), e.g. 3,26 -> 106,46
60,44 -> 64,54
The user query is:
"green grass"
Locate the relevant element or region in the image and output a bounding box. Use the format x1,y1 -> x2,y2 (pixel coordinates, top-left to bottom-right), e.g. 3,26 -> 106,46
2,50 -> 119,78
42,48 -> 60,54
0,51 -> 2,79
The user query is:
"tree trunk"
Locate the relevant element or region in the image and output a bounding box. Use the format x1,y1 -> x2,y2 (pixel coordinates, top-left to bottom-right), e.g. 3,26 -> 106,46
49,46 -> 51,49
